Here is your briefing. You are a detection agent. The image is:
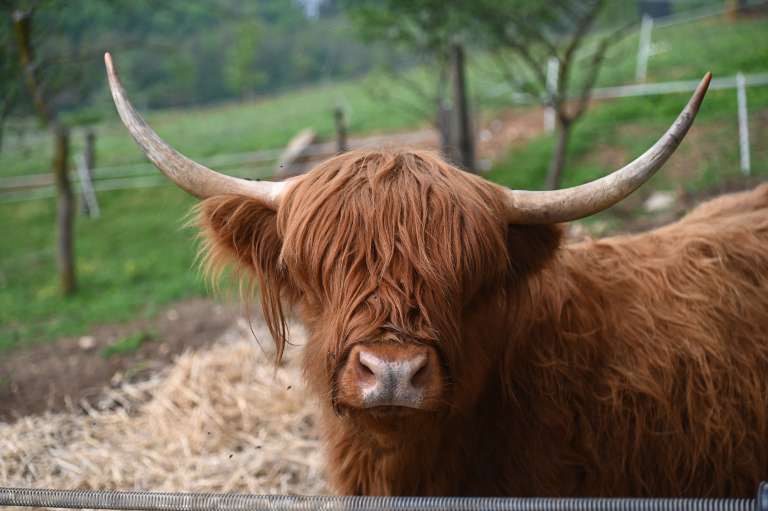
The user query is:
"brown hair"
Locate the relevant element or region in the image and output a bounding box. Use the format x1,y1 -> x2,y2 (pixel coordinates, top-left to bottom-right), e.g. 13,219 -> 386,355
197,149 -> 768,497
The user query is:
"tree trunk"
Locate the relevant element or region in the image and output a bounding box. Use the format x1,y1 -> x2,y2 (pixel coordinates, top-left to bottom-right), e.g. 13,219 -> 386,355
0,95 -> 13,156
545,118 -> 571,190
450,43 -> 475,172
53,126 -> 76,295
12,10 -> 55,125
12,8 -> 77,294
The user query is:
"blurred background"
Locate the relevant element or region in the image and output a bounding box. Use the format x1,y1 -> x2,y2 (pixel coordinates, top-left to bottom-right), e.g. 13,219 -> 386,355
0,0 -> 767,416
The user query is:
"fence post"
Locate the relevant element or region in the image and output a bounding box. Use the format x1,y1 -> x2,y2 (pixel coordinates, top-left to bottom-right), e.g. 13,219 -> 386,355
78,131 -> 100,218
736,72 -> 751,175
333,107 -> 347,154
544,57 -> 559,133
79,130 -> 100,217
636,14 -> 654,82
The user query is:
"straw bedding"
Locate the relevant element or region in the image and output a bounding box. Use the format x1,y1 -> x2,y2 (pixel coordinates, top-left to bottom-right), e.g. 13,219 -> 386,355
0,320 -> 327,495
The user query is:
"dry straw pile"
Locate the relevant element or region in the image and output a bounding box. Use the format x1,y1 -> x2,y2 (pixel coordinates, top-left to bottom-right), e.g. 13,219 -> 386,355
0,320 -> 327,495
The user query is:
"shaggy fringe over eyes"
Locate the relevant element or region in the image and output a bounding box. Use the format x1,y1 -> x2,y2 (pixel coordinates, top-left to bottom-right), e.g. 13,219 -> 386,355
196,195 -> 292,362
275,149 -> 513,362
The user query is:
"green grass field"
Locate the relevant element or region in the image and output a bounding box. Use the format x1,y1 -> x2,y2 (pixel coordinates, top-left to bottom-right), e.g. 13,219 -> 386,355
1,14 -> 767,351
490,86 -> 768,190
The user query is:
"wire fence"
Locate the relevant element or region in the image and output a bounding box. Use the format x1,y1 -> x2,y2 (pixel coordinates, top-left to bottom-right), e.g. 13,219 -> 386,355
3,68 -> 764,206
0,485 -> 764,511
0,129 -> 435,204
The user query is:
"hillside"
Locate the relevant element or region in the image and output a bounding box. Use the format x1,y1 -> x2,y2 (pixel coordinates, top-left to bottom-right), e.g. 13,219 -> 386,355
1,13 -> 766,350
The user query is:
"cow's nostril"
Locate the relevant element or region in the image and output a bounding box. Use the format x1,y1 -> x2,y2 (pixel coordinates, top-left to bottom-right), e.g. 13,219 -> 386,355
410,360 -> 428,387
357,352 -> 377,377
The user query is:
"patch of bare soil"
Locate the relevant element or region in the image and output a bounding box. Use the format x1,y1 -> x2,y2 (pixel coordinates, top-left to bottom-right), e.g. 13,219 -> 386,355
0,298 -> 247,422
477,107 -> 544,164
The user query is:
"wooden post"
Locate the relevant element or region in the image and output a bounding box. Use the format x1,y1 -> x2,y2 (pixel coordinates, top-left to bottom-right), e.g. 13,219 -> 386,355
334,107 -> 347,154
53,126 -> 76,295
451,43 -> 475,172
727,0 -> 749,20
78,130 -> 100,218
275,128 -> 316,177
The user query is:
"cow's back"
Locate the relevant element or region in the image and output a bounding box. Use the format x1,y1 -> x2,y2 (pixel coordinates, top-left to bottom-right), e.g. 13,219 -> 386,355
516,184 -> 768,497
678,183 -> 768,224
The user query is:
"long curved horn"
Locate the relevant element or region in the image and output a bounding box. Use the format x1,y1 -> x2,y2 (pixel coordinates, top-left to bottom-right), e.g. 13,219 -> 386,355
504,73 -> 711,224
104,52 -> 285,204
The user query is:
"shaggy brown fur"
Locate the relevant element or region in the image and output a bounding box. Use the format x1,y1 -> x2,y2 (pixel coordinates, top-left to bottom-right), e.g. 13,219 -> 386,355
197,149 -> 768,497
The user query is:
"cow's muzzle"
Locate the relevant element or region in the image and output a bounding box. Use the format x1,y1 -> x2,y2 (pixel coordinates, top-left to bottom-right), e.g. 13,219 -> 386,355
335,342 -> 444,411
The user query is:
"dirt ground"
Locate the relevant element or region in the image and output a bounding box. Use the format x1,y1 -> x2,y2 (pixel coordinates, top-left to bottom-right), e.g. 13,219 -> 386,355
0,298 -> 247,421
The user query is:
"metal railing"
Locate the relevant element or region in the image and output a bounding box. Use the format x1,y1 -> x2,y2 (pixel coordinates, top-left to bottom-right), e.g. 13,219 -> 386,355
0,483 -> 766,511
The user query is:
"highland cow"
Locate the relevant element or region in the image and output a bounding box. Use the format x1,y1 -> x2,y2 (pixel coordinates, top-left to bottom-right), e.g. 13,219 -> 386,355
105,53 -> 768,498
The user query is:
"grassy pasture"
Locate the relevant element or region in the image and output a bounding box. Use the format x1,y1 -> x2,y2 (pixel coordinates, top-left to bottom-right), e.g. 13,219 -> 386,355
1,15 -> 767,351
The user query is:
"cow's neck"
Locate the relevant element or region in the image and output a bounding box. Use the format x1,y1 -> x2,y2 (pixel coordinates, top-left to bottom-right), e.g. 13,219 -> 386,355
321,378 -> 514,496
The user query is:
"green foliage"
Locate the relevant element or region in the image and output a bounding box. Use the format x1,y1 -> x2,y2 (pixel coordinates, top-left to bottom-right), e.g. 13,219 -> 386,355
0,0 -> 410,121
0,9 -> 22,119
101,331 -> 153,358
345,0 -> 465,56
224,21 -> 267,98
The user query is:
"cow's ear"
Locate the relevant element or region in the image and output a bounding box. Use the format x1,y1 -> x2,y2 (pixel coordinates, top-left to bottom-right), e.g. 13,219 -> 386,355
197,195 -> 283,280
506,223 -> 563,278
196,195 -> 292,358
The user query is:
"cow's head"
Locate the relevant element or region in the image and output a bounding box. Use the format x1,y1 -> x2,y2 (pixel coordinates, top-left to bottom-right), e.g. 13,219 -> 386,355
195,150 -> 566,419
105,53 -> 710,424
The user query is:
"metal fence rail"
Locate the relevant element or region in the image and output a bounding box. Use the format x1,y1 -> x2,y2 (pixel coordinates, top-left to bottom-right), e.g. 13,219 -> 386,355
0,485 -> 766,511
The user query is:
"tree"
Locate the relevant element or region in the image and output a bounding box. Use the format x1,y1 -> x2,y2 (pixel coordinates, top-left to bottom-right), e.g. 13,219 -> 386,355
223,19 -> 267,99
5,0 -> 77,295
361,58 -> 454,160
0,25 -> 21,154
463,0 -> 632,189
344,0 -> 476,171
344,0 -> 631,183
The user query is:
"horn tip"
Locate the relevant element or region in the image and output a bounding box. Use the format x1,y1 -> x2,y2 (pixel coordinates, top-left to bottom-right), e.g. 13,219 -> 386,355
689,72 -> 712,112
104,52 -> 116,79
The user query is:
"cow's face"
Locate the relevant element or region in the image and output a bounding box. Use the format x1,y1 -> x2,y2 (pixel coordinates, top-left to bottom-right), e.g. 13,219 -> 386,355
200,151 -> 561,424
